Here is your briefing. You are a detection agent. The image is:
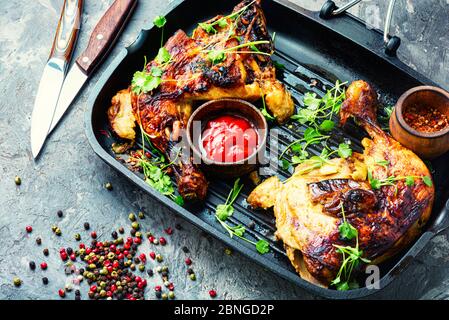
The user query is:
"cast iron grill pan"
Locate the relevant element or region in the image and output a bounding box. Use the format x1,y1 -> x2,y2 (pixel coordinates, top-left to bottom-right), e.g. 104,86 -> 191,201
86,0 -> 449,299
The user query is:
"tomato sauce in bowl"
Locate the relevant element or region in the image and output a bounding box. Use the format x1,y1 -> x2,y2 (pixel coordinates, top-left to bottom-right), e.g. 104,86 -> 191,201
200,115 -> 259,163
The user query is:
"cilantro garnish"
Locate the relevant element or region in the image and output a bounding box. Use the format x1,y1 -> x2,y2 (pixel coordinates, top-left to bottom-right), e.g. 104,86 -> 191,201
215,179 -> 270,255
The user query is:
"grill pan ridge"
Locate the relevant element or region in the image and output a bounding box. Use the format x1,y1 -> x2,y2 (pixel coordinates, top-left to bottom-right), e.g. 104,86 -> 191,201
85,0 -> 449,299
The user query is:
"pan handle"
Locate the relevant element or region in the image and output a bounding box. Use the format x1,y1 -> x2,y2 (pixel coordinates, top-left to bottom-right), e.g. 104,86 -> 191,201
319,0 -> 400,56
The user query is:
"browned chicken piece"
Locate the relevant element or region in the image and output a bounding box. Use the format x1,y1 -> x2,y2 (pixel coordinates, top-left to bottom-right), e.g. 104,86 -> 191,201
248,80 -> 435,287
108,0 -> 294,201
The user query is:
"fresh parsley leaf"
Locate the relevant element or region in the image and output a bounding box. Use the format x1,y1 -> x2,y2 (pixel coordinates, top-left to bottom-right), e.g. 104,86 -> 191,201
370,178 -> 381,190
198,22 -> 217,34
337,143 -> 352,159
303,92 -> 321,110
339,221 -> 358,240
173,195 -> 184,206
217,18 -> 228,28
153,15 -> 167,28
256,240 -> 270,254
151,66 -> 163,77
319,119 -> 335,132
422,176 -> 433,187
231,225 -> 246,237
142,76 -> 162,93
207,50 -> 226,65
281,159 -> 291,170
303,128 -> 322,144
216,204 -> 234,221
336,281 -> 350,291
405,176 -> 415,187
131,71 -> 148,94
155,47 -> 171,64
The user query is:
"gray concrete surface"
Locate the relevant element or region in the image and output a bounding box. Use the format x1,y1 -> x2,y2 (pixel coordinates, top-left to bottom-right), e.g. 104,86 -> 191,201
0,0 -> 448,300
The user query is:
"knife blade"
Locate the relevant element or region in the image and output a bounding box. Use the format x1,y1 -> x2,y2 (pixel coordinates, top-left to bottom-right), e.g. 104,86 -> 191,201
48,0 -> 138,134
31,0 -> 83,158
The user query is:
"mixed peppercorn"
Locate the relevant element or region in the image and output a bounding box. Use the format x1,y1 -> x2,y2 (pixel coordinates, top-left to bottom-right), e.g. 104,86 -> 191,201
14,210 -> 217,300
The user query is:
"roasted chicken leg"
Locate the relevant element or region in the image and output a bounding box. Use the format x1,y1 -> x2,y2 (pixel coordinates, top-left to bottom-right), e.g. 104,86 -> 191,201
108,0 -> 294,201
248,80 -> 434,286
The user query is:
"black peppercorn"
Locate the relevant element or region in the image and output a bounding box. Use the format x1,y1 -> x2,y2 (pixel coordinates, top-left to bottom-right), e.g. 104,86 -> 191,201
182,246 -> 189,253
118,227 -> 124,234
147,269 -> 154,277
111,231 -> 118,239
43,248 -> 49,256
66,247 -> 73,255
84,222 -> 90,230
42,277 -> 49,285
155,291 -> 162,299
29,261 -> 36,270
57,210 -> 63,218
36,237 -> 42,245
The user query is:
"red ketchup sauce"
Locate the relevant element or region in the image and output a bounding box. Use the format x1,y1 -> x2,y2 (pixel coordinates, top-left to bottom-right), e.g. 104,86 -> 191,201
201,115 -> 259,163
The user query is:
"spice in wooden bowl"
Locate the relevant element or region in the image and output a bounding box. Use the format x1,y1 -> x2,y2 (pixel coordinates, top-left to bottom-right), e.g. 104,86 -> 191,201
403,104 -> 449,133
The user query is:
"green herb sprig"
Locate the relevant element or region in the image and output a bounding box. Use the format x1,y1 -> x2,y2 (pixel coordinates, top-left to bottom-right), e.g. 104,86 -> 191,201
368,171 -> 433,191
131,15 -> 171,95
215,179 -> 270,254
280,81 -> 349,171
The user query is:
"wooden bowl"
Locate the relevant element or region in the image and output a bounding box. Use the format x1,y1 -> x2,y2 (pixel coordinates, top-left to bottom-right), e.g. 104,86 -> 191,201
389,86 -> 449,159
186,99 -> 268,178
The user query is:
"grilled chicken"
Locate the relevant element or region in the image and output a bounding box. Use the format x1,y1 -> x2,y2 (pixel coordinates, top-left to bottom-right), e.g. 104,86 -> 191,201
108,0 -> 294,201
248,80 -> 434,286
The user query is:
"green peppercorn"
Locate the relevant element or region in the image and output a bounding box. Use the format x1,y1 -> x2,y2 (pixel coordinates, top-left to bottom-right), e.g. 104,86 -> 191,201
128,213 -> 136,222
55,227 -> 62,236
138,212 -> 145,219
168,291 -> 175,299
146,232 -> 153,238
14,176 -> 22,185
161,293 -> 168,300
189,273 -> 196,281
130,264 -> 136,271
155,266 -> 162,273
156,254 -> 163,262
135,231 -> 142,238
162,266 -> 169,272
224,248 -> 233,255
74,233 -> 81,241
131,222 -> 139,230
105,182 -> 113,190
138,264 -> 145,272
51,225 -> 57,232
13,277 -> 22,287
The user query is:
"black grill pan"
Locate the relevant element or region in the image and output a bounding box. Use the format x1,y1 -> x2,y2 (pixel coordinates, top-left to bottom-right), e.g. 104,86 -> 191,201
85,0 -> 449,299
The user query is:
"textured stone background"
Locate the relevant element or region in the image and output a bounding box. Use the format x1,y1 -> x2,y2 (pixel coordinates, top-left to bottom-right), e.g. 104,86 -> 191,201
0,0 -> 448,300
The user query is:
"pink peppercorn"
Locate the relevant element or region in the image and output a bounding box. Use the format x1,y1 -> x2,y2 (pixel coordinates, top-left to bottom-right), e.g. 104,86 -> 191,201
58,289 -> 65,298
26,226 -> 33,233
209,290 -> 217,298
159,237 -> 167,246
185,258 -> 192,266
149,252 -> 156,259
40,262 -> 48,270
70,254 -> 76,261
164,227 -> 173,235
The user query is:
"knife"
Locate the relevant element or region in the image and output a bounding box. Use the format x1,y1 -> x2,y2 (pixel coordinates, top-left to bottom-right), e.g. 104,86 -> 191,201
48,0 -> 138,134
31,0 -> 83,158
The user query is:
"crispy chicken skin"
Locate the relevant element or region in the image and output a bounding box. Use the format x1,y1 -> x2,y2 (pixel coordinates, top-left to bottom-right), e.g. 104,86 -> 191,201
108,0 -> 294,201
248,80 -> 435,286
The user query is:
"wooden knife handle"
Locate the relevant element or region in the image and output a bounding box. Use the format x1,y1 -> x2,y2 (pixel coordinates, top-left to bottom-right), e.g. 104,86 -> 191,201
49,0 -> 83,62
76,0 -> 138,75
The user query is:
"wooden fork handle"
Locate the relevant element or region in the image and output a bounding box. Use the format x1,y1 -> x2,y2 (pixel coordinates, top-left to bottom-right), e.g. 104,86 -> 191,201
49,0 -> 83,62
75,0 -> 138,75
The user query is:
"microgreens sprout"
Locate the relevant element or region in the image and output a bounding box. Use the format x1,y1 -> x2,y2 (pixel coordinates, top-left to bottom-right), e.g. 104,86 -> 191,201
280,81 -> 349,171
214,179 -> 270,254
